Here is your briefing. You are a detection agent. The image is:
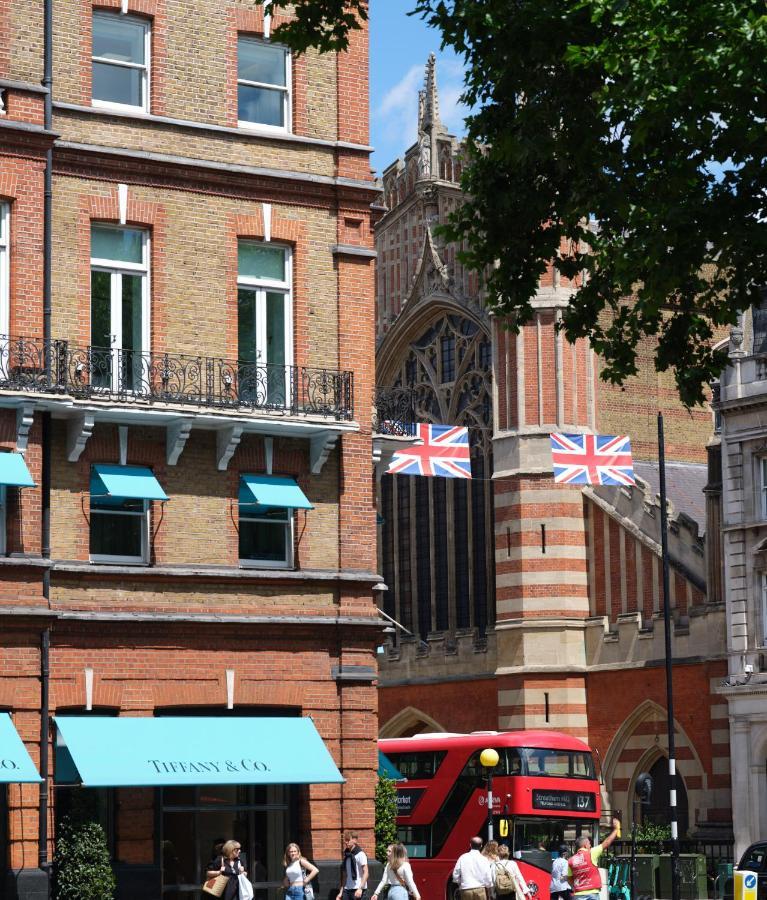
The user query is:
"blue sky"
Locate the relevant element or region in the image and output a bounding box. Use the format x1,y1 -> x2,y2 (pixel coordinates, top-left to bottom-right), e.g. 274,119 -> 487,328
369,0 -> 468,176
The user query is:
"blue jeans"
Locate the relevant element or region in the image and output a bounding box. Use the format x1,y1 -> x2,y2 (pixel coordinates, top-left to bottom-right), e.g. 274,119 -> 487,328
387,886 -> 408,900
287,887 -> 304,900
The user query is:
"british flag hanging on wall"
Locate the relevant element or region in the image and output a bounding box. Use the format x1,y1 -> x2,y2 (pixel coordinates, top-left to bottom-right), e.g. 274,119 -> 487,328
386,424 -> 472,479
550,433 -> 635,486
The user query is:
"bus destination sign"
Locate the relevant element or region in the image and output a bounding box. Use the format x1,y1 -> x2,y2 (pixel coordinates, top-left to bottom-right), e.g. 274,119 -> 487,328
532,790 -> 596,813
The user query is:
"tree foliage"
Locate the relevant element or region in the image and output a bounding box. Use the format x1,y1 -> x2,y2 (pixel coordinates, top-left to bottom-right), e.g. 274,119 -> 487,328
375,774 -> 398,863
412,0 -> 767,407
55,816 -> 116,900
277,0 -> 767,406
262,1 -> 367,55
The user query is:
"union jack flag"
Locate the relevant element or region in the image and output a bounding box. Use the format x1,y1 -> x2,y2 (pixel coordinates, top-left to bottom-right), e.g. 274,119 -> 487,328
386,424 -> 472,479
550,433 -> 635,486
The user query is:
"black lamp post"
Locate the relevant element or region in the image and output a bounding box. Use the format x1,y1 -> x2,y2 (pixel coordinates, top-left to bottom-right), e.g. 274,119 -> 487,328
480,748 -> 499,841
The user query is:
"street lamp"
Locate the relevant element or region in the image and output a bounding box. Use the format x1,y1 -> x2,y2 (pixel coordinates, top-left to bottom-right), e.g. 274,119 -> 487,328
480,748 -> 500,841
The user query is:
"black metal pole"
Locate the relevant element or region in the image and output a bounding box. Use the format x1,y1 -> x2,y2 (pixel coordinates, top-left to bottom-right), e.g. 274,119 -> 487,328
658,413 -> 680,900
630,803 -> 637,900
40,0 -> 53,894
486,769 -> 493,842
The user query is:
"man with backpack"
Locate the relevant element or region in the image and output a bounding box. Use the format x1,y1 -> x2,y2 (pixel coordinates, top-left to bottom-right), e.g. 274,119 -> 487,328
495,844 -> 531,899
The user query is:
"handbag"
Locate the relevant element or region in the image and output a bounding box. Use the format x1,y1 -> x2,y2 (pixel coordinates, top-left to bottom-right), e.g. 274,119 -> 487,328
239,873 -> 255,900
202,874 -> 228,897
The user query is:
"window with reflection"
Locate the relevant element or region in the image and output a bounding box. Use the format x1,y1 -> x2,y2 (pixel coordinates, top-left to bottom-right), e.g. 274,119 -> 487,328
238,38 -> 290,130
92,12 -> 150,111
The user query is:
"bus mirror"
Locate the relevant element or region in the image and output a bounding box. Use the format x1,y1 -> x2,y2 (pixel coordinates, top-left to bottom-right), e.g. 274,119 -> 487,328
499,819 -> 509,837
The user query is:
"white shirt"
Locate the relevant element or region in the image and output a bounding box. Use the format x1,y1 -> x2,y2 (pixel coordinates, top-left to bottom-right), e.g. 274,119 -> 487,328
344,849 -> 368,890
550,857 -> 570,892
453,849 -> 492,890
286,860 -> 307,885
374,862 -> 418,897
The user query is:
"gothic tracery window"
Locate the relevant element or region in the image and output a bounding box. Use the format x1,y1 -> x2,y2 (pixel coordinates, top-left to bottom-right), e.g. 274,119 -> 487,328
382,313 -> 494,644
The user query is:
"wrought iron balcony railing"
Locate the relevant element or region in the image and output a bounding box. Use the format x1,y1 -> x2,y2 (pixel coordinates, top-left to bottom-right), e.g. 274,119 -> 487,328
374,386 -> 417,436
0,336 -> 354,420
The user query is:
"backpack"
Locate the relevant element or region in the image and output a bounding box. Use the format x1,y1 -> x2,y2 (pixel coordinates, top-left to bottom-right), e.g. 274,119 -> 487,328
494,862 -> 515,896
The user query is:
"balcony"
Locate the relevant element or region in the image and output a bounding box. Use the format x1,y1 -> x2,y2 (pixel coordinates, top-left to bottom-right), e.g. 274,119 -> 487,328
0,335 -> 354,420
373,386 -> 417,436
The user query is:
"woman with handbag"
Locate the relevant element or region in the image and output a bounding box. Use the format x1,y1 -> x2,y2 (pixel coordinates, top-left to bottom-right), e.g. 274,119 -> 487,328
283,843 -> 319,900
204,839 -> 248,899
370,844 -> 420,900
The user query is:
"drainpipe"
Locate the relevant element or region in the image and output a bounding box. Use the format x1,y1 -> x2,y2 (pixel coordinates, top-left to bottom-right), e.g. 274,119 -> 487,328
40,0 -> 53,894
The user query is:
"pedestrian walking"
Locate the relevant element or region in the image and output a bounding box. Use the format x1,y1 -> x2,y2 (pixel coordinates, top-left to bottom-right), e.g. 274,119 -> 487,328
567,819 -> 621,900
370,843 -> 420,900
495,844 -> 531,899
206,839 -> 248,900
283,843 -> 319,900
337,831 -> 368,900
550,844 -> 572,900
452,836 -> 493,900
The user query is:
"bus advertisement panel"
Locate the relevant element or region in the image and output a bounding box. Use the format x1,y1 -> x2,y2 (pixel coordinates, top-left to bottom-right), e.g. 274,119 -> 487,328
379,730 -> 602,900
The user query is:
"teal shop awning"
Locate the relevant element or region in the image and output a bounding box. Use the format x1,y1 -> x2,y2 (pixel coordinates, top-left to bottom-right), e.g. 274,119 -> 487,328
239,475 -> 313,510
378,750 -> 407,782
0,713 -> 42,782
53,717 -> 344,787
91,464 -> 168,502
0,453 -> 34,488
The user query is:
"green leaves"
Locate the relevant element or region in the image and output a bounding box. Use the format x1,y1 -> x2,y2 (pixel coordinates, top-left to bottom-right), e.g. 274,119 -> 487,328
413,0 -> 767,406
261,1 -> 368,55
375,775 -> 398,863
55,816 -> 116,900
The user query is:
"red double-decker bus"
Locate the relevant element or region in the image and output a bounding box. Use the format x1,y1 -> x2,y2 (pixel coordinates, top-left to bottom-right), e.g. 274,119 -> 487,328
379,730 -> 601,900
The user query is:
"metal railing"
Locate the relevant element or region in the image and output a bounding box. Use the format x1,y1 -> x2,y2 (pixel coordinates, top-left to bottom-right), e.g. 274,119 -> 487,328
374,386 -> 417,435
0,335 -> 354,420
610,838 -> 735,878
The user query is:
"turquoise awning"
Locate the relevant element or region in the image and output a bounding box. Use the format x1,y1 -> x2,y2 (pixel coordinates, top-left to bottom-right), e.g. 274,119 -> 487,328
239,475 -> 313,510
0,713 -> 42,782
0,453 -> 34,488
54,716 -> 344,787
378,750 -> 407,782
91,465 -> 168,502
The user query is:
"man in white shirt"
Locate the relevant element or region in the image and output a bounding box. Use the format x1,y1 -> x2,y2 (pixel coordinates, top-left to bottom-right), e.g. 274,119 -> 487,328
453,837 -> 492,900
337,831 -> 368,900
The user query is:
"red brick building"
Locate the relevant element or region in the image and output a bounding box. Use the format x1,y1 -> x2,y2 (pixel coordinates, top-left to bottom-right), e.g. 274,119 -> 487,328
0,2 -> 379,897
375,57 -> 731,843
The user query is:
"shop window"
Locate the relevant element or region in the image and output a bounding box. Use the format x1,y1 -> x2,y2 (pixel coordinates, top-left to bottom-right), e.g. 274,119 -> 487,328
92,12 -> 150,111
237,37 -> 290,131
156,707 -> 296,898
0,203 -> 8,337
237,242 -> 292,407
90,224 -> 150,394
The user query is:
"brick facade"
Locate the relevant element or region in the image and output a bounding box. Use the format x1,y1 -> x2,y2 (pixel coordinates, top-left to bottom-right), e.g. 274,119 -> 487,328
0,1 -> 379,897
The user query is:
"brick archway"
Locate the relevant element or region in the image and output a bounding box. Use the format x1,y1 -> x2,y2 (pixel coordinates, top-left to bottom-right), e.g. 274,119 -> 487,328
379,706 -> 445,738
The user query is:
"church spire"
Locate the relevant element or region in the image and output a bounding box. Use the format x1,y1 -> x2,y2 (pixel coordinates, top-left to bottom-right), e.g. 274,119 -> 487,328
418,52 -> 442,136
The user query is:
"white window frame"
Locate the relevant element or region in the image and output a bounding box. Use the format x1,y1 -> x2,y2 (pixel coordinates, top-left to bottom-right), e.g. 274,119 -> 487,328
238,504 -> 293,569
92,11 -> 151,113
0,203 -> 9,338
237,36 -> 291,134
90,224 -> 150,393
89,495 -> 149,565
237,241 -> 293,403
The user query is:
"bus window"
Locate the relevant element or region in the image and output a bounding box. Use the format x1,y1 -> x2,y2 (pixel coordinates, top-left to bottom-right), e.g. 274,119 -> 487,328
511,817 -> 598,872
519,748 -> 595,779
396,825 -> 431,858
501,748 -> 524,775
385,751 -> 446,779
431,751 -> 484,854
